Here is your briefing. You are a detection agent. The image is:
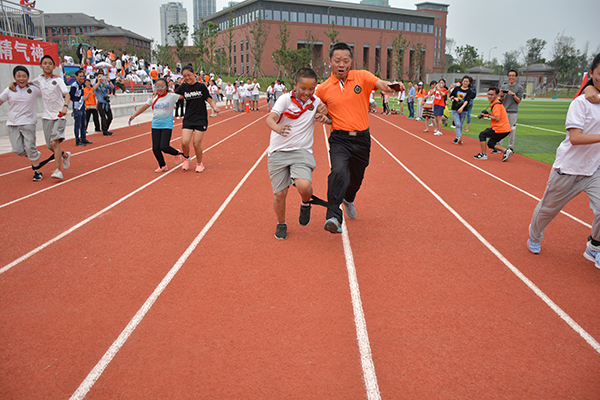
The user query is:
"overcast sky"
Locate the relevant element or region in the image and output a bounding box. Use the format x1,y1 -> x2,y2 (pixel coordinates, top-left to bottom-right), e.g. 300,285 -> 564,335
42,0 -> 599,65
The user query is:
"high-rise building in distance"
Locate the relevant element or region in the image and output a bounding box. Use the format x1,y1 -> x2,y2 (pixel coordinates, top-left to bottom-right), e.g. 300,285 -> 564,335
193,0 -> 216,30
160,2 -> 188,46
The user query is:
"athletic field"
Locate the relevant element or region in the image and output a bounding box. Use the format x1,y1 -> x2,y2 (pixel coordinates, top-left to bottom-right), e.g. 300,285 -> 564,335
2,97 -> 598,399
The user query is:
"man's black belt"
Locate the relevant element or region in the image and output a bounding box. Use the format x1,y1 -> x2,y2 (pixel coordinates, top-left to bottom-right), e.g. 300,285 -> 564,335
332,128 -> 370,137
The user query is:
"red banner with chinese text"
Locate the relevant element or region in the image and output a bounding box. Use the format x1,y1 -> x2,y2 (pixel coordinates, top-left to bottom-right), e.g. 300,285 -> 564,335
0,35 -> 59,66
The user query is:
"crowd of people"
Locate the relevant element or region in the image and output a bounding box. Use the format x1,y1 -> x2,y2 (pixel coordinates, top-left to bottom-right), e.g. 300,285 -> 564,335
2,45 -> 600,265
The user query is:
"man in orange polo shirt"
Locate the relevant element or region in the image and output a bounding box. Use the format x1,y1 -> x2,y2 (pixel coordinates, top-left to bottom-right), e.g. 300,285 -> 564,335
316,42 -> 397,233
473,87 -> 513,162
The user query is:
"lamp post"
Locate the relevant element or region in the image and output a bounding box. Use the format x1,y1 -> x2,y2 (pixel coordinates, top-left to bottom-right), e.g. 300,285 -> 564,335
488,46 -> 497,63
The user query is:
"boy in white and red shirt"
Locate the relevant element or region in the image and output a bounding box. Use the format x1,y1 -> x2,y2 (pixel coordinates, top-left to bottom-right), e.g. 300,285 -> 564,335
265,68 -> 329,240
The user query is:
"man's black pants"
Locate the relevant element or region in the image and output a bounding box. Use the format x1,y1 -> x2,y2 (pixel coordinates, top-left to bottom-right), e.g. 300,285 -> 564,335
326,131 -> 371,222
98,104 -> 113,134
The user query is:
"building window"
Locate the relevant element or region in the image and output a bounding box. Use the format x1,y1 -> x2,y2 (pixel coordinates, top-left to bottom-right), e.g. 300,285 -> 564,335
314,14 -> 320,24
417,24 -> 422,32
379,20 -> 384,29
282,11 -> 289,21
264,9 -> 272,19
365,18 -> 371,28
344,16 -> 350,26
273,10 -> 280,20
411,23 -> 416,31
51,27 -> 56,36
291,12 -> 297,22
306,13 -> 313,23
351,17 -> 357,26
299,12 -> 305,22
337,16 -> 343,25
385,20 -> 391,30
358,18 -> 364,27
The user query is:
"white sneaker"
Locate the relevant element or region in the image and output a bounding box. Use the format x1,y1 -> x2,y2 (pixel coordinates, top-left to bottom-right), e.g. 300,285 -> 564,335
51,169 -> 63,179
62,151 -> 71,170
433,131 -> 443,136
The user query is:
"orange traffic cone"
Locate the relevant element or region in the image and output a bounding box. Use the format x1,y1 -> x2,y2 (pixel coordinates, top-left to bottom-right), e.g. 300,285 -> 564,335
245,98 -> 250,113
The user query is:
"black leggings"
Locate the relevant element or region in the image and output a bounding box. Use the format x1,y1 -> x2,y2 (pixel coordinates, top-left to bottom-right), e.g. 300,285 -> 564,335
152,128 -> 181,167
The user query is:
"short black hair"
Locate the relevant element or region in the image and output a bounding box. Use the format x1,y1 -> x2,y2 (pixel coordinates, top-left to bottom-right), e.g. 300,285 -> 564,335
507,69 -> 518,77
75,69 -> 85,77
12,65 -> 29,78
182,65 -> 194,74
295,67 -> 318,82
329,42 -> 353,59
40,55 -> 55,66
488,87 -> 500,94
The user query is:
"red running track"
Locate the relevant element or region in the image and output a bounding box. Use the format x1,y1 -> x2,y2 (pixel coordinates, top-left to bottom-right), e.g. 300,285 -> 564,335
1,100 -> 599,399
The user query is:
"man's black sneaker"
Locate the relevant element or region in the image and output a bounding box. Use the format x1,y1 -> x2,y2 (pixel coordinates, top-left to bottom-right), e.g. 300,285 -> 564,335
299,204 -> 311,226
76,141 -> 86,146
491,149 -> 502,154
82,140 -> 93,144
32,170 -> 42,181
275,223 -> 287,240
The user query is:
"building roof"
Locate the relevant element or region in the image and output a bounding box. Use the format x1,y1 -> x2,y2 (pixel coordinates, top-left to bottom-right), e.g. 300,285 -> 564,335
519,63 -> 555,73
466,66 -> 494,74
206,0 -> 441,21
44,13 -> 152,42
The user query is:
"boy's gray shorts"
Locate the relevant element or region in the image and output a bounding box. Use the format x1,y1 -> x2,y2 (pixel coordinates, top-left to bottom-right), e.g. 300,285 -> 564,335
8,124 -> 40,161
42,118 -> 66,148
268,149 -> 316,194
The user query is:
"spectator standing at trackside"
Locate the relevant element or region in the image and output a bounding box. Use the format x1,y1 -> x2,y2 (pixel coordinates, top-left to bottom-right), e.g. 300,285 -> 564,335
316,42 -> 397,234
267,82 -> 275,111
422,81 -> 437,133
225,81 -> 234,110
473,87 -> 513,162
527,54 -> 600,260
381,91 -> 390,115
232,82 -> 240,112
432,78 -> 447,136
238,81 -> 247,111
274,79 -> 284,101
415,82 -> 425,121
464,76 -> 477,132
150,67 -> 159,88
250,78 -> 261,111
397,85 -> 405,115
174,77 -> 184,119
69,69 -> 91,147
84,79 -> 100,133
109,61 -> 118,95
209,79 -> 219,117
448,75 -> 474,145
497,69 -> 523,152
94,70 -> 114,137
407,81 -> 416,119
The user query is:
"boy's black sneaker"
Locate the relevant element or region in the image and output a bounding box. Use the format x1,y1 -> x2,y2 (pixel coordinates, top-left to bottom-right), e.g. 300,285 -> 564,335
32,170 -> 42,181
299,204 -> 311,226
275,223 -> 287,240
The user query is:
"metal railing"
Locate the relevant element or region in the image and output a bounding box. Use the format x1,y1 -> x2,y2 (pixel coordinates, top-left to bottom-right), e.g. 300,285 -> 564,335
0,0 -> 45,40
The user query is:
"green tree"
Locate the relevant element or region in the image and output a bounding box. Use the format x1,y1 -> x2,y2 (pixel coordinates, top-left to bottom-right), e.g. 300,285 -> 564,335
524,38 -> 546,65
168,23 -> 189,66
225,9 -> 235,75
152,43 -> 174,67
324,21 -> 339,46
272,21 -> 314,83
411,43 -> 426,81
502,50 -> 520,74
192,22 -> 208,72
550,32 -> 587,84
454,44 -> 479,71
249,15 -> 270,76
205,22 -> 219,73
391,32 -> 407,80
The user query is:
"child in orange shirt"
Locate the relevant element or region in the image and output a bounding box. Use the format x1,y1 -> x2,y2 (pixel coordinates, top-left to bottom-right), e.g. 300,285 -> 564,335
473,87 -> 513,161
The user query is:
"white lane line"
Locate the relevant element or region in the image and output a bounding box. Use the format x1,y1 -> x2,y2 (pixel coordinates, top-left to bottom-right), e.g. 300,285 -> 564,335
69,148 -> 267,400
322,126 -> 381,400
0,114 -> 244,210
0,116 -> 266,275
516,123 -> 565,135
372,134 -> 600,354
373,115 -> 591,229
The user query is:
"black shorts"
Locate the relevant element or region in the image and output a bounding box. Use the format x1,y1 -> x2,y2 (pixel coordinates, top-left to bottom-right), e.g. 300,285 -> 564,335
182,123 -> 207,131
479,128 -> 509,149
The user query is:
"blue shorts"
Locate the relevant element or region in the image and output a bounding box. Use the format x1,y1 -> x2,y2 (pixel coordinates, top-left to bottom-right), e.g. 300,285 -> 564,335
433,104 -> 445,116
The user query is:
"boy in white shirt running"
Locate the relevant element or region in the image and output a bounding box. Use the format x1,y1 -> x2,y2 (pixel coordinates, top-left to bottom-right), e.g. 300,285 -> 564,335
265,68 -> 329,240
528,54 -> 600,268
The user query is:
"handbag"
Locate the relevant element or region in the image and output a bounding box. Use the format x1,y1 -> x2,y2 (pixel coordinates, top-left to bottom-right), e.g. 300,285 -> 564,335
423,98 -> 433,110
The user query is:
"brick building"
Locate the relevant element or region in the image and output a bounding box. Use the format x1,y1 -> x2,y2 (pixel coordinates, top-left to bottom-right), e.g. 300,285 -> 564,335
203,0 -> 447,80
44,13 -> 152,59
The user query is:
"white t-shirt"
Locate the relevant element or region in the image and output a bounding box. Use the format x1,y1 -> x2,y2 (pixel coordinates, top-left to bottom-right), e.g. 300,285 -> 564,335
0,85 -> 41,125
238,85 -> 247,97
145,92 -> 180,129
251,83 -> 260,95
225,85 -> 235,95
274,83 -> 284,93
268,92 -> 321,156
232,86 -> 239,100
554,96 -> 600,176
267,86 -> 274,95
32,75 -> 69,120
109,67 -> 117,80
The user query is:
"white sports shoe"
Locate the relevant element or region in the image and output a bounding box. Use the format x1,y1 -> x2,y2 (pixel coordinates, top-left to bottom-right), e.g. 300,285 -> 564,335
51,169 -> 63,179
62,151 -> 71,170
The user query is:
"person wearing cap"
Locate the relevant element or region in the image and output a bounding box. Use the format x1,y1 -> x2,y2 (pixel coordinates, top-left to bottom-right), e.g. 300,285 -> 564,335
316,42 -> 397,234
415,81 -> 425,121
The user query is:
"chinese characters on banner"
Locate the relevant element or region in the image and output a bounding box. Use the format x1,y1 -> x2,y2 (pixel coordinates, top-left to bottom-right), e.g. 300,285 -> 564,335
0,35 -> 59,65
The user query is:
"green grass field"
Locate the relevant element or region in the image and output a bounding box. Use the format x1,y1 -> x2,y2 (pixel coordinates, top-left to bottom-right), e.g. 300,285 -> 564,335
380,97 -> 571,165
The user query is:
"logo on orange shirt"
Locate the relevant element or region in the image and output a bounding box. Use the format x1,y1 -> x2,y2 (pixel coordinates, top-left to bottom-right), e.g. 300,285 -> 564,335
354,85 -> 362,94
